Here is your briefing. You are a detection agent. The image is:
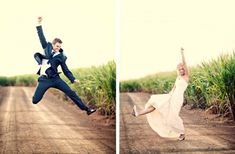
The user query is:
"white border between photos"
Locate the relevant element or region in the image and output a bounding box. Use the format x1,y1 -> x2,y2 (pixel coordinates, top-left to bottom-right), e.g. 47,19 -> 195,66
115,0 -> 120,153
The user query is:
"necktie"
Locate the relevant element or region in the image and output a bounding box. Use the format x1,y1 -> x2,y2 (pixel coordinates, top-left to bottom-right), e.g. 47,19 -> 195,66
48,51 -> 55,64
50,51 -> 55,58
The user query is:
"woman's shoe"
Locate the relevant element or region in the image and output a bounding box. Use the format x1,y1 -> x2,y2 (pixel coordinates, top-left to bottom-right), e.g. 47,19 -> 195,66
178,134 -> 185,141
132,105 -> 138,117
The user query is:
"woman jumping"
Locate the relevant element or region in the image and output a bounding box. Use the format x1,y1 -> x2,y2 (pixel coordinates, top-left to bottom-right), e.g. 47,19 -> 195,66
132,48 -> 189,141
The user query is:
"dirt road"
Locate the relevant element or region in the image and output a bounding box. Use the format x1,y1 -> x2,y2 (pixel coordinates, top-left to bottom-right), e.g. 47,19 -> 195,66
120,93 -> 235,154
0,87 -> 115,153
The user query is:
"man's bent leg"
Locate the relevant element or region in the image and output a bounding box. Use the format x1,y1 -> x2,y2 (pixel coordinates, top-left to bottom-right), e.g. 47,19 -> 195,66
32,77 -> 51,104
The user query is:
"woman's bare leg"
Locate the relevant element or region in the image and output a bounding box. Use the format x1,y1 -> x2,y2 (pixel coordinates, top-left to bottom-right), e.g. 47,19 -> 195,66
132,105 -> 155,117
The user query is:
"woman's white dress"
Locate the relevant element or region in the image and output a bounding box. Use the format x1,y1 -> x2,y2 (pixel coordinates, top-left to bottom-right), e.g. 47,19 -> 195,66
145,76 -> 188,138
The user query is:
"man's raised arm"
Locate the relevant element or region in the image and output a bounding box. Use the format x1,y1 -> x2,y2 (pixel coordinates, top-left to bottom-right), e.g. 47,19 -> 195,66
36,17 -> 47,49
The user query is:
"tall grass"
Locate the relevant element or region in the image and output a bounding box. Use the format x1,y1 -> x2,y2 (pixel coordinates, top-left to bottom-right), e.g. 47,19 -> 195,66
0,61 -> 116,116
222,52 -> 235,119
185,53 -> 235,118
0,75 -> 37,86
120,71 -> 176,94
120,52 -> 235,119
62,61 -> 116,116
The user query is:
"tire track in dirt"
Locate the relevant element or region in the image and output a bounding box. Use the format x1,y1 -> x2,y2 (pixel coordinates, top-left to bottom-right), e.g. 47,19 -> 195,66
0,87 -> 115,153
120,92 -> 235,154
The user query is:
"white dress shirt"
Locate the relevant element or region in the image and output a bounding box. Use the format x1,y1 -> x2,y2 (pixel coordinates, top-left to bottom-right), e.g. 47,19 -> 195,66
39,51 -> 60,76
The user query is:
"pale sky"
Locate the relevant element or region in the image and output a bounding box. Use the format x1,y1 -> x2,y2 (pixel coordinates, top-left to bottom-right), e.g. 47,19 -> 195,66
1,0 -> 235,79
0,0 -> 114,76
121,0 -> 235,80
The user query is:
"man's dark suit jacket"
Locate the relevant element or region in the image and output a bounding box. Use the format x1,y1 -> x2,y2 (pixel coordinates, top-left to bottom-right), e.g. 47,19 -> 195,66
35,25 -> 75,83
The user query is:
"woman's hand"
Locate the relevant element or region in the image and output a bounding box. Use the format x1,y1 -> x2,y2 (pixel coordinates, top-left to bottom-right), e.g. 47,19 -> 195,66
38,16 -> 42,24
180,47 -> 189,80
180,47 -> 184,53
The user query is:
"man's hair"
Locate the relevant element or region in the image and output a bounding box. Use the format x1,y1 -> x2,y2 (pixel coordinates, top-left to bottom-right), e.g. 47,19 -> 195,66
52,38 -> 63,44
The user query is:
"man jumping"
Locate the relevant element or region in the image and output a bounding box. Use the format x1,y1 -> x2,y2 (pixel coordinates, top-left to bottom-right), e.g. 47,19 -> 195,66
33,16 -> 96,115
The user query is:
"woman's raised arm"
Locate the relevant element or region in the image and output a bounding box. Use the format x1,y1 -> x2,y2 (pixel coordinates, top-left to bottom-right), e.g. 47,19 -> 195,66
180,48 -> 189,76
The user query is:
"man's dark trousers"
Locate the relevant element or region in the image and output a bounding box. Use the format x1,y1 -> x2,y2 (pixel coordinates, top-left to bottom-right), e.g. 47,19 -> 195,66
32,75 -> 88,111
